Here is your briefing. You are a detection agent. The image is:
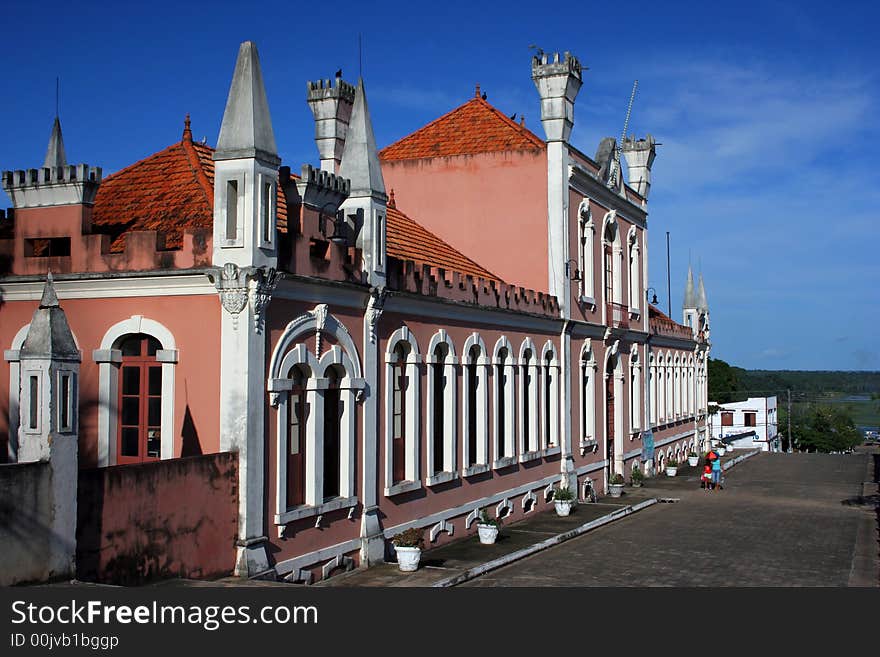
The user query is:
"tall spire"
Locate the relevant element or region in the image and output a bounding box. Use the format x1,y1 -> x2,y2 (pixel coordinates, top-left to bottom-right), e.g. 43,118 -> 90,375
338,78 -> 386,197
215,41 -> 279,165
43,116 -> 67,170
20,272 -> 79,360
682,266 -> 697,309
697,273 -> 708,311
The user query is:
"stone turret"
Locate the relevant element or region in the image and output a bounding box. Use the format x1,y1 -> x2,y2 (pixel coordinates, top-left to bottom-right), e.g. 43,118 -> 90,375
16,273 -> 80,580
531,50 -> 583,318
212,40 -> 280,270
621,133 -> 657,202
682,266 -> 698,334
338,78 -> 387,288
2,116 -> 101,209
307,77 -> 356,173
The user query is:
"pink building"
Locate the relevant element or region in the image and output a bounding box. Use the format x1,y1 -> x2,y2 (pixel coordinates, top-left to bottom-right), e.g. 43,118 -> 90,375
0,42 -> 710,583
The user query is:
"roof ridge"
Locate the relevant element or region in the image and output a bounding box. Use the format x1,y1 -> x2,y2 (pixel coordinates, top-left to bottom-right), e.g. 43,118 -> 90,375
479,98 -> 544,148
181,138 -> 215,210
99,140 -> 186,185
379,96 -> 483,158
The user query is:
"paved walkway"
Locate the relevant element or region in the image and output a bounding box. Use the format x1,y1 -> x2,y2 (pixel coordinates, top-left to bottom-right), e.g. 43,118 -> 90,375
316,451 -> 755,587
462,448 -> 878,587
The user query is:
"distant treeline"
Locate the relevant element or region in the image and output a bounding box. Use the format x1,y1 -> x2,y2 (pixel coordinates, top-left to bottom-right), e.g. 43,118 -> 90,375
707,358 -> 880,403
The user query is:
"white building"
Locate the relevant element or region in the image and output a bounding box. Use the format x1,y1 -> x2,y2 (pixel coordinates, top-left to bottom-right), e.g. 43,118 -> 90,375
708,396 -> 779,452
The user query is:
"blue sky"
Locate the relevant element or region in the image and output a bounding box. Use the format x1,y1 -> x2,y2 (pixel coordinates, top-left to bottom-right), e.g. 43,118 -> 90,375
2,0 -> 878,371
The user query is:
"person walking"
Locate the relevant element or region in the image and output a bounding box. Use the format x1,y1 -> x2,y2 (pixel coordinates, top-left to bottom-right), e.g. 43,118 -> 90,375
701,464 -> 712,491
711,453 -> 723,491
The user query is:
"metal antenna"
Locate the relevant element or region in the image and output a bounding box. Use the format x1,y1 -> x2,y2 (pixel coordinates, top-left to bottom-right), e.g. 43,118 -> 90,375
607,79 -> 638,188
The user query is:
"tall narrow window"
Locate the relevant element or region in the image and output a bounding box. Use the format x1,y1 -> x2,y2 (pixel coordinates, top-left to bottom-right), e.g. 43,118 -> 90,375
522,349 -> 533,453
467,347 -> 479,466
28,375 -> 38,430
604,244 -> 613,305
59,372 -> 72,432
323,367 -> 342,500
544,352 -> 552,447
287,367 -> 308,508
581,352 -> 595,444
226,179 -> 238,241
377,213 -> 385,268
391,343 -> 408,484
496,349 -> 507,458
117,334 -> 162,464
432,344 -> 446,475
261,181 -> 272,244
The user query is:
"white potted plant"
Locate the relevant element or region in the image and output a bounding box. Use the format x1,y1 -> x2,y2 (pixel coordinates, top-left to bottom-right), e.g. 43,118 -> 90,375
475,509 -> 500,545
553,486 -> 575,516
608,473 -> 625,497
716,444 -> 726,456
687,451 -> 699,467
665,458 -> 679,477
391,527 -> 425,572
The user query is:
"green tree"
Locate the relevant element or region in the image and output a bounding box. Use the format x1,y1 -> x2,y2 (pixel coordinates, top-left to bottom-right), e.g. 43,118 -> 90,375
707,357 -> 744,404
789,405 -> 861,453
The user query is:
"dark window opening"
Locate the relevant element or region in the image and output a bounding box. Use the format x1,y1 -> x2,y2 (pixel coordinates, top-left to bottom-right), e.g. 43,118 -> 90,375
323,367 -> 342,500
226,180 -> 238,240
309,238 -> 330,260
28,375 -> 38,429
25,237 -> 70,257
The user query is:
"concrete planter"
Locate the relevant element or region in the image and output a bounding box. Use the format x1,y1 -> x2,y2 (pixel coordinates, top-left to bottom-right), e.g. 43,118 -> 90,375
608,483 -> 625,497
666,466 -> 678,477
394,546 -> 422,572
477,524 -> 499,545
716,447 -> 726,456
554,500 -> 573,516
687,456 -> 699,467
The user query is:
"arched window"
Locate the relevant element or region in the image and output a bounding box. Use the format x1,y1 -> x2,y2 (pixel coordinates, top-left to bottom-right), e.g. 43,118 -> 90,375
391,342 -> 408,485
426,331 -> 457,485
493,337 -> 515,467
580,343 -> 596,450
462,334 -> 489,475
383,327 -> 421,495
577,199 -> 595,305
117,334 -> 163,464
628,227 -> 641,314
518,339 -> 539,459
673,356 -> 681,418
286,365 -> 309,508
649,352 -> 657,427
268,306 -> 364,527
603,211 -> 625,326
541,341 -> 559,450
665,352 -> 674,422
656,355 -> 664,423
630,347 -> 641,433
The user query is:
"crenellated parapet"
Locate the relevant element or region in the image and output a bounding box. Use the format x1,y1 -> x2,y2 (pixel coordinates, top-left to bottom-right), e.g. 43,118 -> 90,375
292,164 -> 350,215
2,164 -> 102,208
387,258 -> 559,316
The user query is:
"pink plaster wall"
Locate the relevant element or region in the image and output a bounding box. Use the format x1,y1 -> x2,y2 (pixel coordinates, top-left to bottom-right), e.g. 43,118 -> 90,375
381,150 -> 548,291
0,293 -> 221,466
76,452 -> 238,584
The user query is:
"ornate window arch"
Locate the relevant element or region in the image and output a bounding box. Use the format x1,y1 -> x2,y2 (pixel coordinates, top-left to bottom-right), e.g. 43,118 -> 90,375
518,338 -> 539,459
627,226 -> 641,315
462,333 -> 489,475
492,336 -> 516,468
383,326 -> 421,495
540,340 -> 560,450
630,345 -> 641,434
579,342 -> 597,452
577,198 -> 595,306
94,315 -> 177,466
602,211 -> 623,315
665,351 -> 674,422
426,330 -> 458,485
267,305 -> 365,527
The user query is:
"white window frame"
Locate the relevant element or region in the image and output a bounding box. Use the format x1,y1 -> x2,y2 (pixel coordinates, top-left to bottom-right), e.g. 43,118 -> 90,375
577,198 -> 595,308
257,173 -> 276,250
426,330 -> 458,486
492,336 -> 516,469
630,346 -> 641,434
518,338 -> 540,462
267,306 -> 365,530
628,226 -> 641,317
384,326 -> 422,496
540,340 -> 560,452
93,315 -> 177,466
579,342 -> 597,454
220,173 -> 244,248
461,333 -> 489,476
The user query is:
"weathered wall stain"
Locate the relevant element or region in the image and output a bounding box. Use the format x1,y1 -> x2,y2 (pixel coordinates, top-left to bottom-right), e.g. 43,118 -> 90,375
76,452 -> 238,585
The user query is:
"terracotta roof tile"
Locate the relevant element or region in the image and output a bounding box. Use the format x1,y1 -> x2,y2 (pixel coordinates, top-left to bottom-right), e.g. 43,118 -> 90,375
379,93 -> 545,161
386,202 -> 499,282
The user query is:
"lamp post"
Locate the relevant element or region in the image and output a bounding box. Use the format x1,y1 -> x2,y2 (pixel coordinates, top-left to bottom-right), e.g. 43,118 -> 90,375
646,287 -> 659,306
564,258 -> 581,281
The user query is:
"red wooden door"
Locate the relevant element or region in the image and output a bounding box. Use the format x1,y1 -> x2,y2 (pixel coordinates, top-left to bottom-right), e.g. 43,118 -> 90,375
117,335 -> 162,464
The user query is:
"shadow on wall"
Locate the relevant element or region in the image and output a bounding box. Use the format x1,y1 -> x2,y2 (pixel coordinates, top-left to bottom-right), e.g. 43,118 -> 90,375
180,405 -> 202,458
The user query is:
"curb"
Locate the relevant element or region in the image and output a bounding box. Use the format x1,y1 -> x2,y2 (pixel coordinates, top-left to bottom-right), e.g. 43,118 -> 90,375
431,498 -> 659,587
721,449 -> 760,472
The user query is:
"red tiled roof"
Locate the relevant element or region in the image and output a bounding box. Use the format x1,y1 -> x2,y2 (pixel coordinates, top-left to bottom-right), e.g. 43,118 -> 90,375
91,123 -> 288,252
379,91 -> 545,161
386,199 -> 500,282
